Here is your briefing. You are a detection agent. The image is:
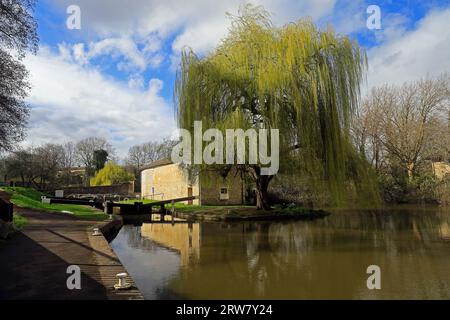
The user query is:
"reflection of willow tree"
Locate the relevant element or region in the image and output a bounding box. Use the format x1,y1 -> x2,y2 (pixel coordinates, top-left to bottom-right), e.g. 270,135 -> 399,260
244,223 -> 280,296
326,208 -> 449,247
245,212 -> 449,298
165,212 -> 449,298
175,4 -> 379,209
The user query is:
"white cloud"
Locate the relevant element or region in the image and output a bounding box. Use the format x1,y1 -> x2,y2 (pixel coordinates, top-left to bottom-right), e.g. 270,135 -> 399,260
143,34 -> 163,54
23,47 -> 176,156
30,0 -> 348,156
87,38 -> 147,71
57,37 -> 163,72
318,0 -> 365,34
128,74 -> 145,89
366,8 -> 450,90
51,0 -> 342,55
171,15 -> 230,55
72,43 -> 88,65
27,1 -> 450,158
50,0 -> 377,76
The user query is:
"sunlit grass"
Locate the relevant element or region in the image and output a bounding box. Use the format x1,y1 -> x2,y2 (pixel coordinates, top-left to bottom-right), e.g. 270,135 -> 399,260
118,198 -> 256,213
118,199 -> 156,204
13,214 -> 27,229
3,187 -> 108,221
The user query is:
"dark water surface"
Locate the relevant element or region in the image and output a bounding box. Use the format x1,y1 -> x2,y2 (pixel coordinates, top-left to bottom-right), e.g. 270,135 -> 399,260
110,206 -> 450,299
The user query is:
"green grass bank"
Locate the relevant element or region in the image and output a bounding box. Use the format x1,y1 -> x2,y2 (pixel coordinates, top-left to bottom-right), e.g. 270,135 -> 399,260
3,187 -> 108,221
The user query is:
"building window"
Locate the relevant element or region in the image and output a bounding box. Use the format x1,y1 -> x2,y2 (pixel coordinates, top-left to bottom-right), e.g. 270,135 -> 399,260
220,187 -> 229,200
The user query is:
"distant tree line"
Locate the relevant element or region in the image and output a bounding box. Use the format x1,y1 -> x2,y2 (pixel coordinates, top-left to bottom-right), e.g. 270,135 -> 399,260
351,74 -> 450,203
268,74 -> 450,206
0,136 -> 176,191
0,1 -> 176,191
0,137 -> 113,189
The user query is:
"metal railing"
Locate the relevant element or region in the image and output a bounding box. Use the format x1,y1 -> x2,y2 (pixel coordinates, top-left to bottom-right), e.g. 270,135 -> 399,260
144,193 -> 165,201
65,193 -> 140,202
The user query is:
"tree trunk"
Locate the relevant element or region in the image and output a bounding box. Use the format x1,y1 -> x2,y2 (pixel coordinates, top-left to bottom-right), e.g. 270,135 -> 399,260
248,166 -> 273,210
255,173 -> 271,210
406,162 -> 414,182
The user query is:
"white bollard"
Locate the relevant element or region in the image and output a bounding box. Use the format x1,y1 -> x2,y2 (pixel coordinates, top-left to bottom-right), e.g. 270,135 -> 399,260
114,272 -> 132,290
41,196 -> 51,204
92,228 -> 102,236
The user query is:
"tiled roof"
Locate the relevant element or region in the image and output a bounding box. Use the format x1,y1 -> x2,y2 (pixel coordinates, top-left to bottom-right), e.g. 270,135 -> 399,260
140,158 -> 173,171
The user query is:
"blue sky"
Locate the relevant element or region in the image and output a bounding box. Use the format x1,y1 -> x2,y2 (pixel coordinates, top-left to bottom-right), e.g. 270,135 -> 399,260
22,0 -> 450,156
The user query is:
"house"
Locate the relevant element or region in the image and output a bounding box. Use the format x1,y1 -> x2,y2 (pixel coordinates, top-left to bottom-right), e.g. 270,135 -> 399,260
140,159 -> 245,205
56,166 -> 87,186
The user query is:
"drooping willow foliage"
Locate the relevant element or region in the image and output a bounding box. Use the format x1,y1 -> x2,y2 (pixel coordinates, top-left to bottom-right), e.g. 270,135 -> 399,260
175,5 -> 380,207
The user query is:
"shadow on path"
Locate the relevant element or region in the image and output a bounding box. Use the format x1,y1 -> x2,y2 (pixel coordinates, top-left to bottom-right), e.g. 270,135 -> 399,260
0,232 -> 107,300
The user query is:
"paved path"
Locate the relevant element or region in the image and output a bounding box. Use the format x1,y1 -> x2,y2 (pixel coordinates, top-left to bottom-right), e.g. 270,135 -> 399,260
0,190 -> 143,300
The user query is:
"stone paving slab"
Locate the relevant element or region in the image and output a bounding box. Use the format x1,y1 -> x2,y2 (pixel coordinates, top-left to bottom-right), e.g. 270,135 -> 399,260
0,190 -> 143,300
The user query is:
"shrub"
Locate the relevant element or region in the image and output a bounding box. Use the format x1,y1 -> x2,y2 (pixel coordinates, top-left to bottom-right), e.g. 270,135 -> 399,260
90,162 -> 134,186
436,176 -> 450,205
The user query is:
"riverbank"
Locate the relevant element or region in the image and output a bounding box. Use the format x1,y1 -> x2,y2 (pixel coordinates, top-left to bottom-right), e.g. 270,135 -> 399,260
118,199 -> 330,222
2,187 -> 108,221
111,205 -> 450,299
0,190 -> 142,300
174,206 -> 330,222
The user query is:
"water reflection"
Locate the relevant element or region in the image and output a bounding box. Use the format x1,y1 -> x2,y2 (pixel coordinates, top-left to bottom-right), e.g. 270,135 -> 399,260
141,223 -> 200,266
110,206 -> 450,299
110,224 -> 182,299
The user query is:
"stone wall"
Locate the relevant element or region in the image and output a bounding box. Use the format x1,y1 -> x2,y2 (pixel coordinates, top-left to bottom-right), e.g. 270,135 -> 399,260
199,169 -> 244,205
141,164 -> 200,205
141,164 -> 244,205
432,162 -> 450,179
60,182 -> 134,196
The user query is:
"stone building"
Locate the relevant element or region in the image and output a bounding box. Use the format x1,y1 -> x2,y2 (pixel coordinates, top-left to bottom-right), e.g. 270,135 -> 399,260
141,159 -> 245,205
431,161 -> 450,179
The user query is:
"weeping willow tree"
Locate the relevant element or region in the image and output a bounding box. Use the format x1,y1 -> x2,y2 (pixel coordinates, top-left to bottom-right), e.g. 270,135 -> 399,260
175,5 -> 379,209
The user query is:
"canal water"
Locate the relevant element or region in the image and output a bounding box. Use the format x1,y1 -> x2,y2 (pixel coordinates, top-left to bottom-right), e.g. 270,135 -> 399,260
110,206 -> 450,299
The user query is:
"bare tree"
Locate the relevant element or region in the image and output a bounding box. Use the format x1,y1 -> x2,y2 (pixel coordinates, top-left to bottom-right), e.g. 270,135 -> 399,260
32,143 -> 64,189
125,138 -> 177,192
125,138 -> 177,171
4,148 -> 33,185
0,0 -> 38,55
0,50 -> 30,151
352,90 -> 388,172
3,144 -> 65,189
0,0 -> 38,152
357,75 -> 450,180
126,144 -> 150,172
61,141 -> 77,169
75,137 -> 114,176
156,138 -> 178,160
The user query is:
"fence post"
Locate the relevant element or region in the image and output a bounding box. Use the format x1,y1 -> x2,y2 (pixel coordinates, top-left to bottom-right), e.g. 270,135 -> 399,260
171,200 -> 175,224
0,200 -> 13,223
8,203 -> 13,222
134,202 -> 141,214
103,201 -> 114,215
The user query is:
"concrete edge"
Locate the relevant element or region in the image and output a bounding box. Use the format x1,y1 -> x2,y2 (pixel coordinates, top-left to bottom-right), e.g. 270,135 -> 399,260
87,216 -> 144,300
